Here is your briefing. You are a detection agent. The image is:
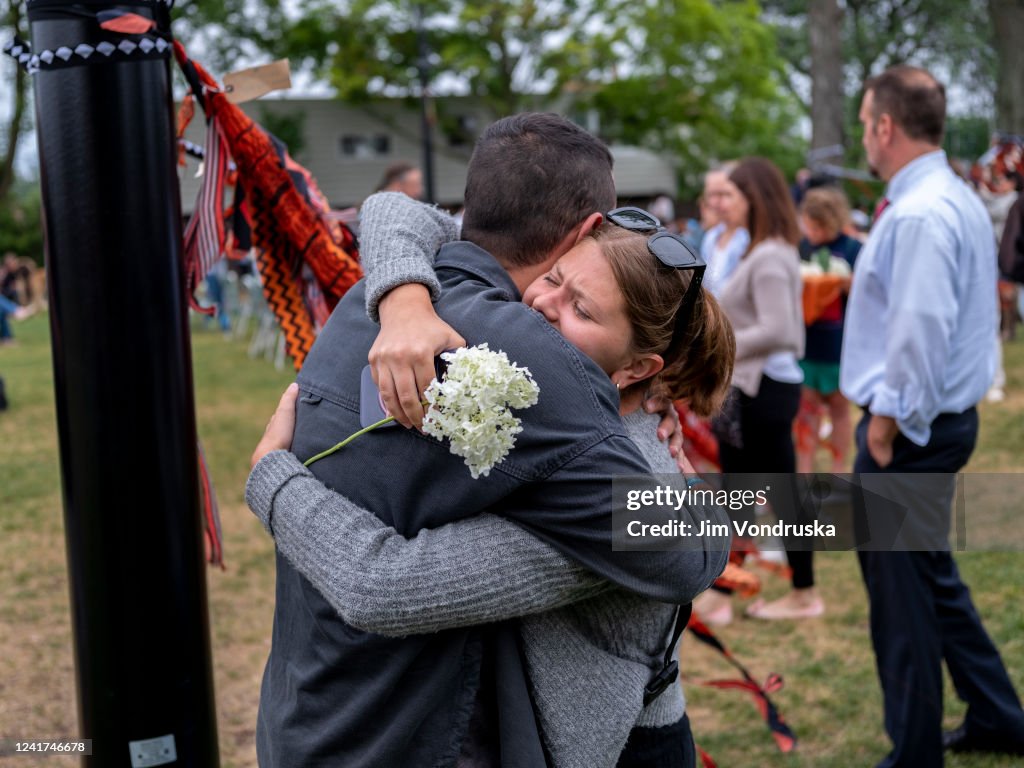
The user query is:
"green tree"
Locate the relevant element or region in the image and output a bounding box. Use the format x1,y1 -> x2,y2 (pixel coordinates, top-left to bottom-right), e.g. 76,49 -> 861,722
766,0 -> 993,98
0,0 -> 29,205
574,0 -> 804,192
764,0 -> 996,166
844,0 -> 992,97
270,0 -> 802,194
0,181 -> 44,265
274,0 -> 587,118
806,0 -> 843,152
990,0 -> 1024,133
170,0 -> 291,76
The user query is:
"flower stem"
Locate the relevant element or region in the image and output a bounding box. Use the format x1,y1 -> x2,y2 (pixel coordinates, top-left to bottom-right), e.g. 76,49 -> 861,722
303,415 -> 396,467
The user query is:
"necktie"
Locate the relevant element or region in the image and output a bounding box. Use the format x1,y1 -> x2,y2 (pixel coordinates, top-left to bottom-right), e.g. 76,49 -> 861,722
872,196 -> 891,224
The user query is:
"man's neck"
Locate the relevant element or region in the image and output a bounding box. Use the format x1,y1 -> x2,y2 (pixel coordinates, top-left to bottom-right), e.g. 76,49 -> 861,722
505,261 -> 556,296
883,143 -> 941,182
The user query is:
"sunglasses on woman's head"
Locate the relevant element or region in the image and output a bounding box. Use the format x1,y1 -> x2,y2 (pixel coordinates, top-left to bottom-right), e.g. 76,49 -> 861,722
606,206 -> 663,232
606,206 -> 706,322
606,207 -> 705,270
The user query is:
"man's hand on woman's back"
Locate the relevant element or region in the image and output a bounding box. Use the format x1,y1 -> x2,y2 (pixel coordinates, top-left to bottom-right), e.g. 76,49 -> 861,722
251,383 -> 299,469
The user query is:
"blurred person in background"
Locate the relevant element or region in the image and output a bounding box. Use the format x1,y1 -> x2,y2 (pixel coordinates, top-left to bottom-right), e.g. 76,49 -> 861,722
0,253 -> 34,346
978,157 -> 1020,245
978,159 -> 1020,400
697,157 -> 813,624
203,261 -> 232,334
648,195 -> 678,232
999,172 -> 1024,339
374,160 -> 425,200
700,163 -> 749,297
1,252 -> 34,306
790,167 -> 812,206
795,186 -> 861,477
0,294 -> 31,346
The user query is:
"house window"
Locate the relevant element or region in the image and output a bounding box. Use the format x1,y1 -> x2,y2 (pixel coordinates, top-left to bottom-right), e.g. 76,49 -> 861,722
339,134 -> 391,159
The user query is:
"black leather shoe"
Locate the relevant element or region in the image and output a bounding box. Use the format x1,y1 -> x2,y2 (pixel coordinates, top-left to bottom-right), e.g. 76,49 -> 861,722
943,724 -> 1024,755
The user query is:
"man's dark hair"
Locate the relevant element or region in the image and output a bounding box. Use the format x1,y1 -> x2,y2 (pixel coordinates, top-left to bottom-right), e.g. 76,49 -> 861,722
376,161 -> 418,192
461,113 -> 616,268
865,65 -> 946,145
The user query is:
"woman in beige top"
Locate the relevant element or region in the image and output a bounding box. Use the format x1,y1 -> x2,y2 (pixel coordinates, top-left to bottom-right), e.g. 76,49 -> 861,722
696,157 -> 822,623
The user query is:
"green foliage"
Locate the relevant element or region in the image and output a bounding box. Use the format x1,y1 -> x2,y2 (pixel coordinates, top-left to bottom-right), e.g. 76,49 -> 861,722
170,0 -> 292,76
762,0 -> 997,170
271,0 -> 584,118
255,0 -> 803,196
945,115 -> 995,163
576,0 -> 805,193
764,0 -> 994,92
843,0 -> 994,92
0,182 -> 44,265
1,0 -> 30,203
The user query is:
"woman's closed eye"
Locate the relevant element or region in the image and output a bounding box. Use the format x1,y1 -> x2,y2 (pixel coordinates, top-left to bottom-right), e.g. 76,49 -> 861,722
573,302 -> 591,321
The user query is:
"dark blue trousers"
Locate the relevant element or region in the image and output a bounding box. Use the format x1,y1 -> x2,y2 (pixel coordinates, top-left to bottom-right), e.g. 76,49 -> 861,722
855,409 -> 1024,767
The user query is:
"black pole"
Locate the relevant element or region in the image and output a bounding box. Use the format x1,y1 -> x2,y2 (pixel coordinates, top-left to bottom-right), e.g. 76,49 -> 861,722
28,1 -> 219,765
415,3 -> 436,204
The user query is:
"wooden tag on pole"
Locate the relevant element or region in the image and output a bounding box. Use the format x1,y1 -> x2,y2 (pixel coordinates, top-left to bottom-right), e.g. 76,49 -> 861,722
224,60 -> 292,104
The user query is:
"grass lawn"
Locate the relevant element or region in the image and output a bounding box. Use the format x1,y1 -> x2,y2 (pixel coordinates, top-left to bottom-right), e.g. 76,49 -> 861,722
1,313 -> 1023,767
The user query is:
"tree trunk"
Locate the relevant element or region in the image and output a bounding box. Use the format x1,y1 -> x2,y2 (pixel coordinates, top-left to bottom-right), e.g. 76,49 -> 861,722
990,0 -> 1024,134
808,0 -> 845,154
0,0 -> 28,203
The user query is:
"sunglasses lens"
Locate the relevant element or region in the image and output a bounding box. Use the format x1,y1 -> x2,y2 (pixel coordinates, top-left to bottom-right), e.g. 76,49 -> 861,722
649,233 -> 699,268
608,207 -> 660,231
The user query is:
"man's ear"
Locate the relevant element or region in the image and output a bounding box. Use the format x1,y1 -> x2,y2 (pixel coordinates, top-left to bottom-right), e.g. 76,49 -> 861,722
574,212 -> 605,244
877,112 -> 894,145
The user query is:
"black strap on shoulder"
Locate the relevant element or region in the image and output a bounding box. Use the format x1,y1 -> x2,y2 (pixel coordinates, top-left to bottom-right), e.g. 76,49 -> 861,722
643,601 -> 692,707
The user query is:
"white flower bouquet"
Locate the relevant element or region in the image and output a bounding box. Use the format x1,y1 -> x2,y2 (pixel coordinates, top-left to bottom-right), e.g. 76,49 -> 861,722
305,343 -> 540,479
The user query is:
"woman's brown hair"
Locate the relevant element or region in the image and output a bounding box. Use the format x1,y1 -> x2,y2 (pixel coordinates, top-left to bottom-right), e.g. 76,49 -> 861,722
590,225 -> 735,416
729,157 -> 800,252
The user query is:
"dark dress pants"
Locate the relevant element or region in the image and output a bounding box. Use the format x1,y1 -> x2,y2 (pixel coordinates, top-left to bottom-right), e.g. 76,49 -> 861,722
854,409 -> 1024,768
717,376 -> 813,588
617,713 -> 696,768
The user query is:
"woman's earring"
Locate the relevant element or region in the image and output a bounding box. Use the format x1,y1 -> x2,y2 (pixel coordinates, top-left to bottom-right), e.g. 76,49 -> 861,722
615,380 -> 621,390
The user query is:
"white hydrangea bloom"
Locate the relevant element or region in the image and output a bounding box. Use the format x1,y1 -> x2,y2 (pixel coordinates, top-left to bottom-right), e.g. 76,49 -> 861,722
422,344 -> 540,478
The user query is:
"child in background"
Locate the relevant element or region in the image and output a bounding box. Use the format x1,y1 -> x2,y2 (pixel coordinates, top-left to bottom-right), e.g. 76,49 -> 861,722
795,187 -> 861,474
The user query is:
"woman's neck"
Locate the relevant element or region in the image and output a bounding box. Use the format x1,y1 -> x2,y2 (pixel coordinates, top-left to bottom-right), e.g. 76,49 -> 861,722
717,225 -> 738,247
618,389 -> 645,416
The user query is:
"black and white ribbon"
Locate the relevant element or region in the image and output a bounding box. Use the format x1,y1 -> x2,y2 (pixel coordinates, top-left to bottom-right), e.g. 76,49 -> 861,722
4,34 -> 171,74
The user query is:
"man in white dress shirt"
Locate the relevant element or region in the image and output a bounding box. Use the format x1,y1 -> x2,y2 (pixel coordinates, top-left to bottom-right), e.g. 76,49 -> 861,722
841,64 -> 1024,768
